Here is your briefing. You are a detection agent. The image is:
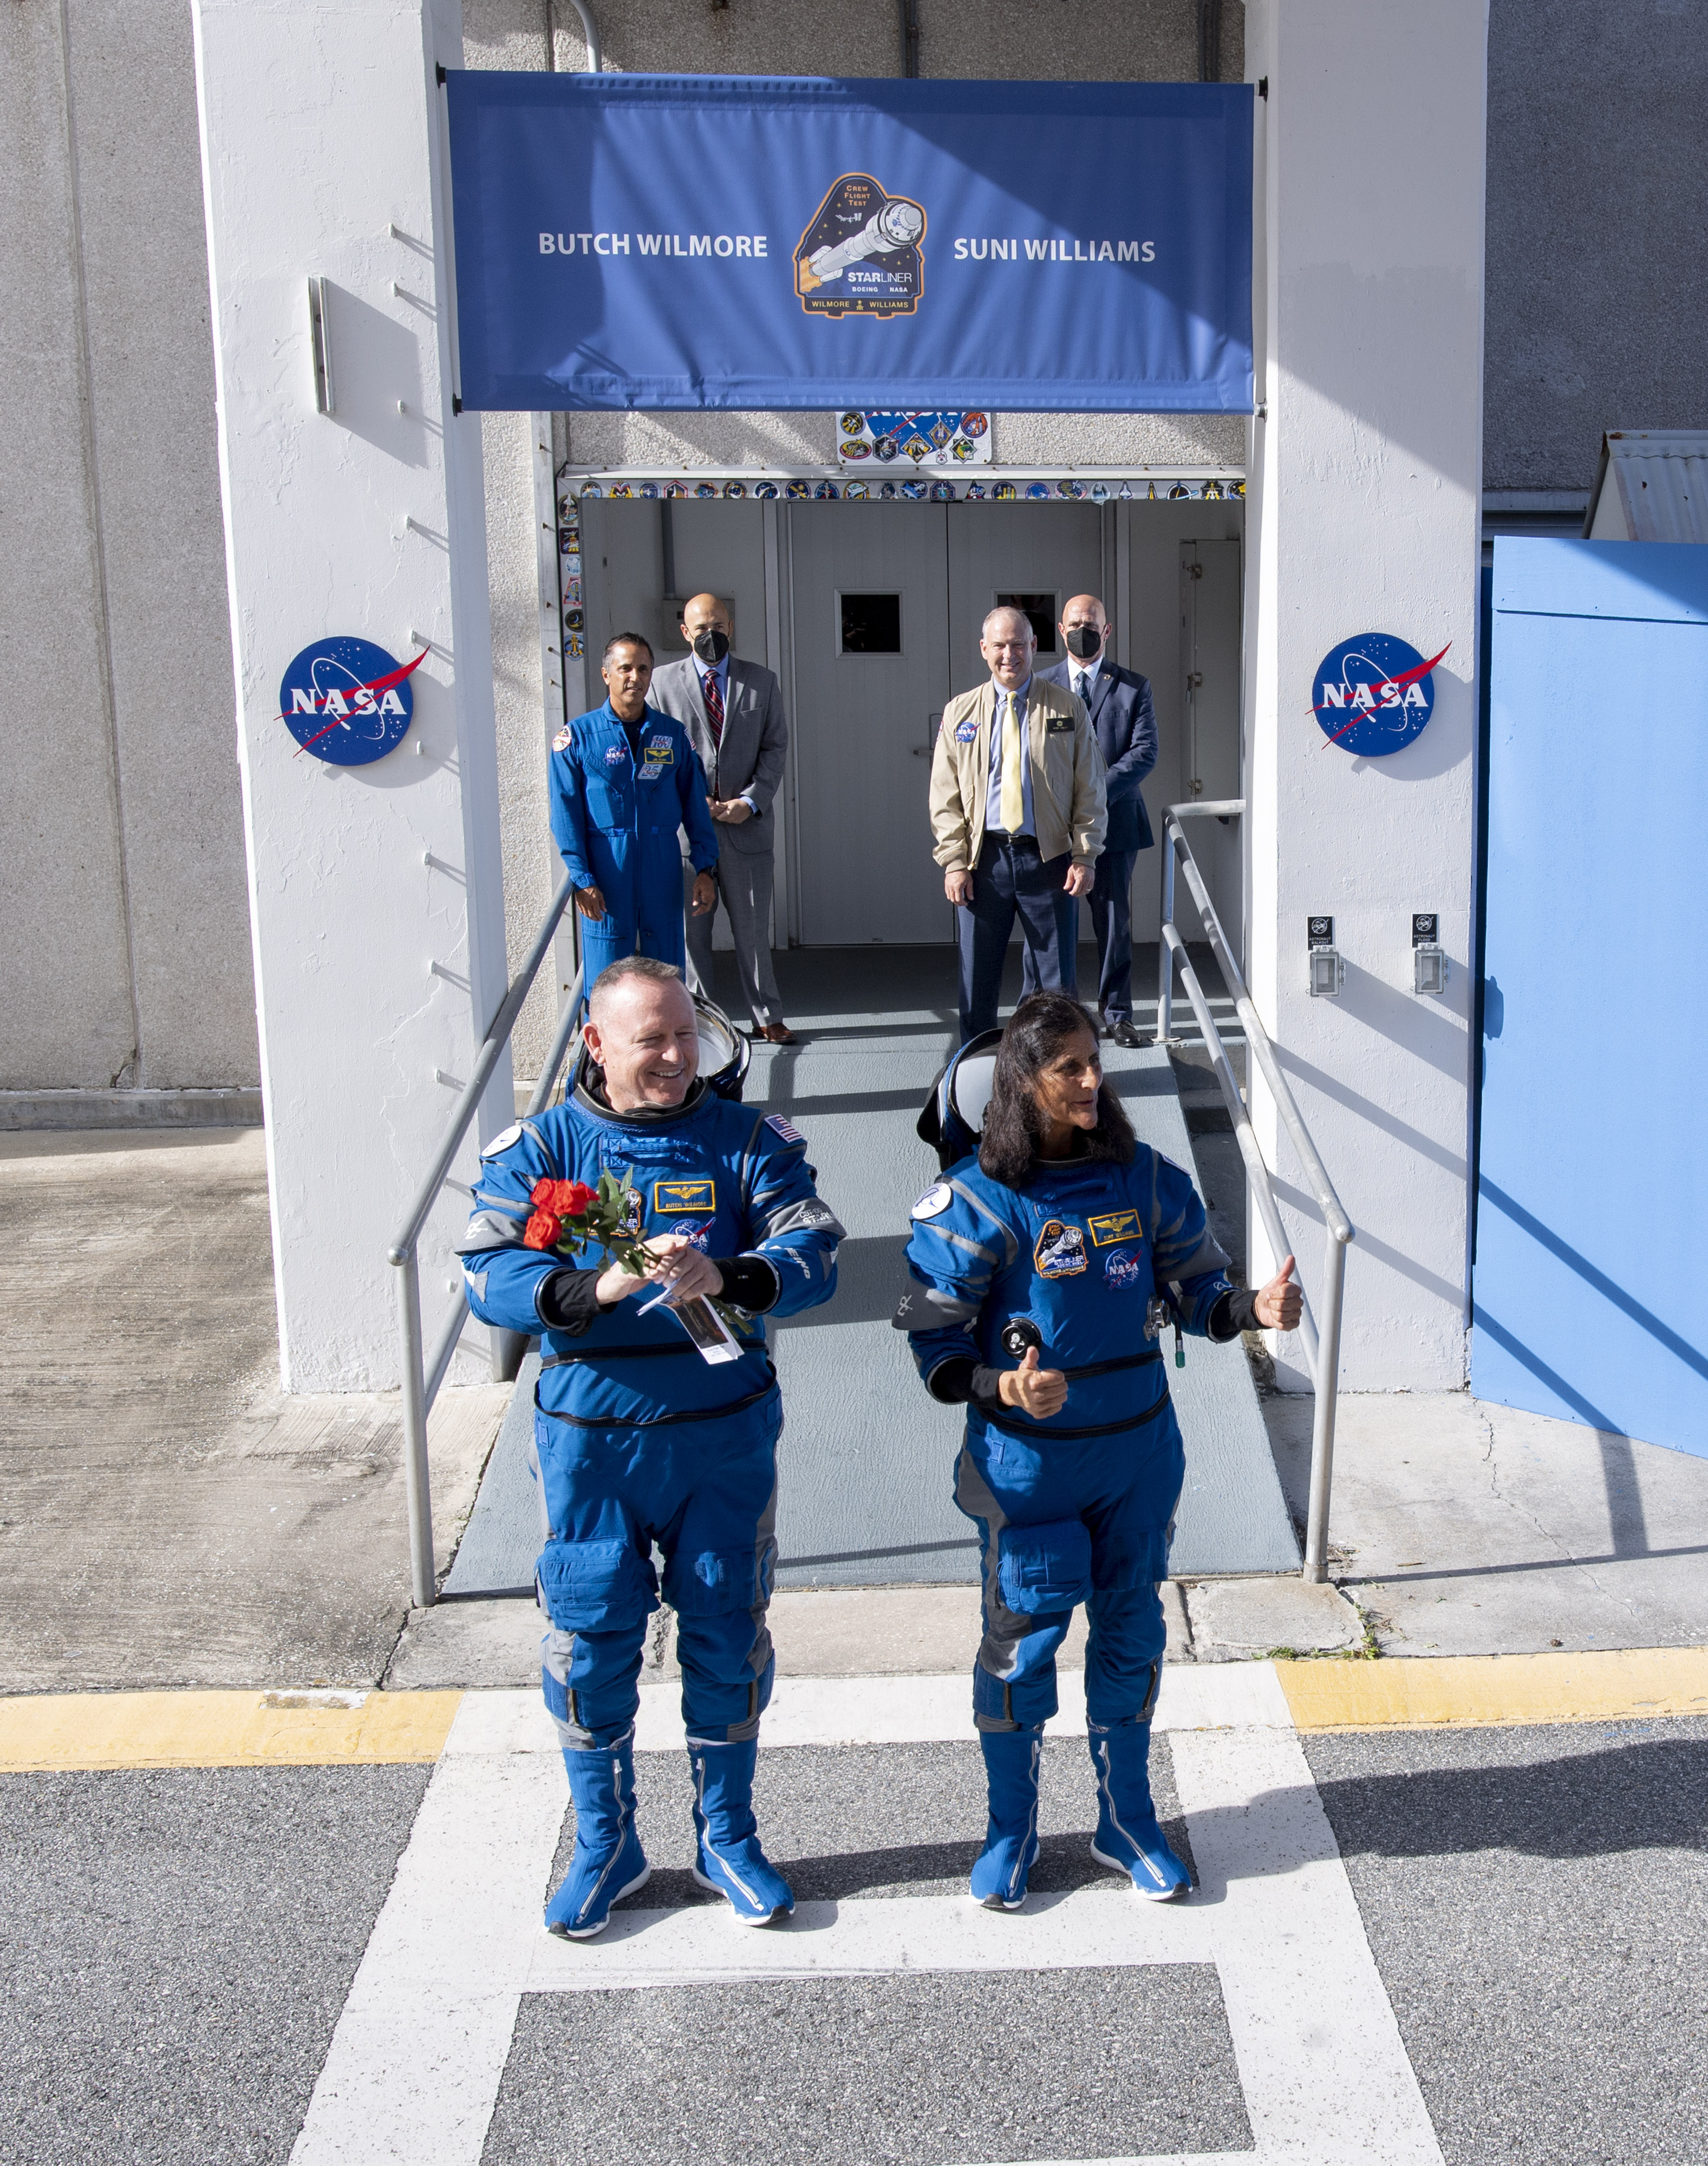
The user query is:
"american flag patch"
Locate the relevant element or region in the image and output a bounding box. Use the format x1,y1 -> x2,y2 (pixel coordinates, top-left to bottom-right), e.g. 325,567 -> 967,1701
765,1115 -> 804,1145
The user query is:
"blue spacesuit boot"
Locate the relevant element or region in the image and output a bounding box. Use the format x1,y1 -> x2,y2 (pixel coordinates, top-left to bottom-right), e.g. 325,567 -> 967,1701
1088,1720 -> 1191,1901
544,1733 -> 651,1940
970,1726 -> 1044,1910
688,1739 -> 794,1927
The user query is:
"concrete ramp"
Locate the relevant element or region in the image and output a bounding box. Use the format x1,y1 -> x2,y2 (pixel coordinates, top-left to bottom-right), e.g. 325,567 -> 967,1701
441,954 -> 1299,1598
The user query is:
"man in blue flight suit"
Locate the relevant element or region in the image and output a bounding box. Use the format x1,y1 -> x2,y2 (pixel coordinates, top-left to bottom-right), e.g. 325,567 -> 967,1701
550,632 -> 720,989
458,954 -> 843,1938
1037,596 -> 1158,1047
896,992 -> 1300,1909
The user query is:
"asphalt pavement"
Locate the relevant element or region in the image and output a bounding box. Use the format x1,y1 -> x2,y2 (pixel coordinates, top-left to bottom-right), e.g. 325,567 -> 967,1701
5,1660 -> 1707,2166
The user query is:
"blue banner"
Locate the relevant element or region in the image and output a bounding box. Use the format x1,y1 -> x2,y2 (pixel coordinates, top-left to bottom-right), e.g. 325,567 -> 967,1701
446,74 -> 1253,414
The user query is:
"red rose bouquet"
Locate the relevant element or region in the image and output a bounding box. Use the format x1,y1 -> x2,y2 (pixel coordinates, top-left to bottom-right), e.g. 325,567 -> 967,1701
521,1168 -> 744,1365
521,1169 -> 649,1272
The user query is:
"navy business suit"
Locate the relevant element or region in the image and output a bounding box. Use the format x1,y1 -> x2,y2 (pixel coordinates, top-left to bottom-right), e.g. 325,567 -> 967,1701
1038,656 -> 1158,1023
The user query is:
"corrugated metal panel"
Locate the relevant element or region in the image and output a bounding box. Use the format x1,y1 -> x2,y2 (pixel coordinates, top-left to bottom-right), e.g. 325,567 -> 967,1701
1584,431 -> 1708,542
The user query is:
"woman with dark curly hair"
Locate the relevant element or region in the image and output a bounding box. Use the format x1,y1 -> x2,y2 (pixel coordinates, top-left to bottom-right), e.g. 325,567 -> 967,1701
897,991 -> 1301,1910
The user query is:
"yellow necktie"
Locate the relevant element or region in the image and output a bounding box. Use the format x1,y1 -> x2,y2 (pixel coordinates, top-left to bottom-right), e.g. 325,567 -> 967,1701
999,691 -> 1025,832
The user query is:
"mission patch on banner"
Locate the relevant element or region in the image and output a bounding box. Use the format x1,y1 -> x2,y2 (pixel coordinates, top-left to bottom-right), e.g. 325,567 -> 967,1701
796,173 -> 925,319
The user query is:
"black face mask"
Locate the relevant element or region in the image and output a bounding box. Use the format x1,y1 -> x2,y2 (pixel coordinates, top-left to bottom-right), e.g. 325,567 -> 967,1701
692,627 -> 731,665
1064,624 -> 1103,661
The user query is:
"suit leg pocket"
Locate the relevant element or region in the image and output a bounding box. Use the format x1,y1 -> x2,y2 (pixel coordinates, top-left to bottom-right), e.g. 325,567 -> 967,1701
997,1518 -> 1093,1615
536,1537 -> 658,1633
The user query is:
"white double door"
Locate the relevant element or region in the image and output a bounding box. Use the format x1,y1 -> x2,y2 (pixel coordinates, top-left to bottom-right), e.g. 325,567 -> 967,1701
789,503 -> 1103,945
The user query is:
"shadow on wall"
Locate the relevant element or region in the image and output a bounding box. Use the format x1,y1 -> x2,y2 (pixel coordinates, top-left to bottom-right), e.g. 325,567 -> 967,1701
324,282 -> 428,469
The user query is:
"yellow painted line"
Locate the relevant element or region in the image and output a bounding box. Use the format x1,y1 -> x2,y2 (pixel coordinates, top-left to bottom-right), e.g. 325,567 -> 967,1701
0,1690 -> 464,1772
1277,1647 -> 1708,1732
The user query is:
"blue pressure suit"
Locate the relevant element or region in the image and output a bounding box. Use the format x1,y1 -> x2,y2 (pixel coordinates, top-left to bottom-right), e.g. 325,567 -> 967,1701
459,1077 -> 842,1934
898,1141 -> 1243,1906
549,701 -> 718,985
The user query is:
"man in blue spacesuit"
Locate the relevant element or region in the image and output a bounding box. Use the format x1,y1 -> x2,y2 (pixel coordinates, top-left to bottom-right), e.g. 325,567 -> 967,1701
458,955 -> 843,1938
550,633 -> 720,988
896,992 -> 1301,1910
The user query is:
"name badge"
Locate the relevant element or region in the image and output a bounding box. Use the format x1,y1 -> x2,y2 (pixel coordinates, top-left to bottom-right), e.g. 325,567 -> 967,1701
654,1178 -> 716,1214
1046,715 -> 1073,734
1088,1209 -> 1143,1247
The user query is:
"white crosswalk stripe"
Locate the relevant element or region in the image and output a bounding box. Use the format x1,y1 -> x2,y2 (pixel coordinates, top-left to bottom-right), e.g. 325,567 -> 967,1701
291,1667 -> 1443,2166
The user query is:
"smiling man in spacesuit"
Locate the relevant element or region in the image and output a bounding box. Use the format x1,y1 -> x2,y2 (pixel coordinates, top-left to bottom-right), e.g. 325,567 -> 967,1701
458,955 -> 843,1938
550,633 -> 719,991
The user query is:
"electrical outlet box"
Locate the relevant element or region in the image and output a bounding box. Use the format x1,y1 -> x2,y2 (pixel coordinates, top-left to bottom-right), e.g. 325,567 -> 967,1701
1307,917 -> 1342,996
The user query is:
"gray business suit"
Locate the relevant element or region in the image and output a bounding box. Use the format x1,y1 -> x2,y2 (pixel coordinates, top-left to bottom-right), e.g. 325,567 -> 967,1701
648,652 -> 791,1028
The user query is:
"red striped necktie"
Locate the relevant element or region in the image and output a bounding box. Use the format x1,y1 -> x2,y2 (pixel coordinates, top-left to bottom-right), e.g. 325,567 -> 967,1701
702,670 -> 725,748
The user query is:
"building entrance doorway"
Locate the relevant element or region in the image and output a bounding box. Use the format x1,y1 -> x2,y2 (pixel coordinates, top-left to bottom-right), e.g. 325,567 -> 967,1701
787,503 -> 1103,945
572,491 -> 1245,962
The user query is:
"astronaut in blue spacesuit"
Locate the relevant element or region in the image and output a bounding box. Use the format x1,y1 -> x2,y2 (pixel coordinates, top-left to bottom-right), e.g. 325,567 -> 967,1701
550,632 -> 720,989
897,991 -> 1301,1910
458,954 -> 843,1939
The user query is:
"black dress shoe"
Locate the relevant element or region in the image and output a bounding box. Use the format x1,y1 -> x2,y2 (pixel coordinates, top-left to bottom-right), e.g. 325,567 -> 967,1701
1110,1019 -> 1143,1049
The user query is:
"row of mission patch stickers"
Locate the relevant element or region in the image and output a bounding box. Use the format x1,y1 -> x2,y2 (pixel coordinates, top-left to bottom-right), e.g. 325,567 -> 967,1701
566,475 -> 1243,504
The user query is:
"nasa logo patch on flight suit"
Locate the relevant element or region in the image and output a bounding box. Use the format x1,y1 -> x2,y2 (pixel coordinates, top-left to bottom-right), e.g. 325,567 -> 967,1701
1103,1247 -> 1145,1291
1033,1219 -> 1087,1278
654,1178 -> 715,1215
604,743 -> 626,764
1088,1209 -> 1143,1247
670,1218 -> 713,1252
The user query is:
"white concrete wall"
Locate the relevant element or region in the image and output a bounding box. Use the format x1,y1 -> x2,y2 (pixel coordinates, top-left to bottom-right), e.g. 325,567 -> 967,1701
1243,0 -> 1487,1391
193,0 -> 511,1389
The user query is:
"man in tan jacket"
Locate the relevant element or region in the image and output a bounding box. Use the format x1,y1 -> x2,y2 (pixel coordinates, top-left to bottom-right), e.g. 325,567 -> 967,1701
929,605 -> 1108,1043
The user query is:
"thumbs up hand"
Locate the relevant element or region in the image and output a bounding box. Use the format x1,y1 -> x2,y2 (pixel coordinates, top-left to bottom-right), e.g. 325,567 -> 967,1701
1253,1254 -> 1303,1333
998,1342 -> 1069,1419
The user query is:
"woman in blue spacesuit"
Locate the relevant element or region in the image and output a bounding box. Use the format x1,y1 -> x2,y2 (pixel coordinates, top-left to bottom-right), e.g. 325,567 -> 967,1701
897,991 -> 1301,1910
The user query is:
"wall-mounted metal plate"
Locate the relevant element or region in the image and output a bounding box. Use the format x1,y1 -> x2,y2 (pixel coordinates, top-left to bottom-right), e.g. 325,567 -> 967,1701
308,276 -> 334,416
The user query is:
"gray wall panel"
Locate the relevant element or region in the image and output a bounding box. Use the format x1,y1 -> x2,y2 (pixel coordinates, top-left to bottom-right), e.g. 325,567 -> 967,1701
67,0 -> 257,1089
0,2 -> 136,1091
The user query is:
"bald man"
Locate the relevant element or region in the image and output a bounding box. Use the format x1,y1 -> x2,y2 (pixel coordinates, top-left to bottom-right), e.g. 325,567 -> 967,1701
1038,596 -> 1157,1047
649,594 -> 797,1043
929,605 -> 1107,1044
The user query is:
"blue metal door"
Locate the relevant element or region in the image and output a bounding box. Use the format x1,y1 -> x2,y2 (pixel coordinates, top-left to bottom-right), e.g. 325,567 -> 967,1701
1475,540 -> 1708,1454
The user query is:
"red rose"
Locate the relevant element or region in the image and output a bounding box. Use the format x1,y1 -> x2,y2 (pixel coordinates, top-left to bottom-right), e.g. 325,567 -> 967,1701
559,1180 -> 597,1216
530,1178 -> 557,1209
523,1209 -> 562,1250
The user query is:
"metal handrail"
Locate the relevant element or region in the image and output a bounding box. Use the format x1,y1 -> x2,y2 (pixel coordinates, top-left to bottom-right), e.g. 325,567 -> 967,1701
1157,803 -> 1356,1582
385,872 -> 583,1609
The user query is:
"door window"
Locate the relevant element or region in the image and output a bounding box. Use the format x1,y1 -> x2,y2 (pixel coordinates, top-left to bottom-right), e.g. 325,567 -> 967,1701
839,592 -> 902,653
995,592 -> 1058,653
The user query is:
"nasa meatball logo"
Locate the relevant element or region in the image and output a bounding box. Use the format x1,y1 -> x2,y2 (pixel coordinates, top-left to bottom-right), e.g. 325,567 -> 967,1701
1103,1248 -> 1145,1292
670,1219 -> 713,1254
1311,632 -> 1450,759
796,175 -> 925,319
278,635 -> 426,765
1033,1219 -> 1087,1279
